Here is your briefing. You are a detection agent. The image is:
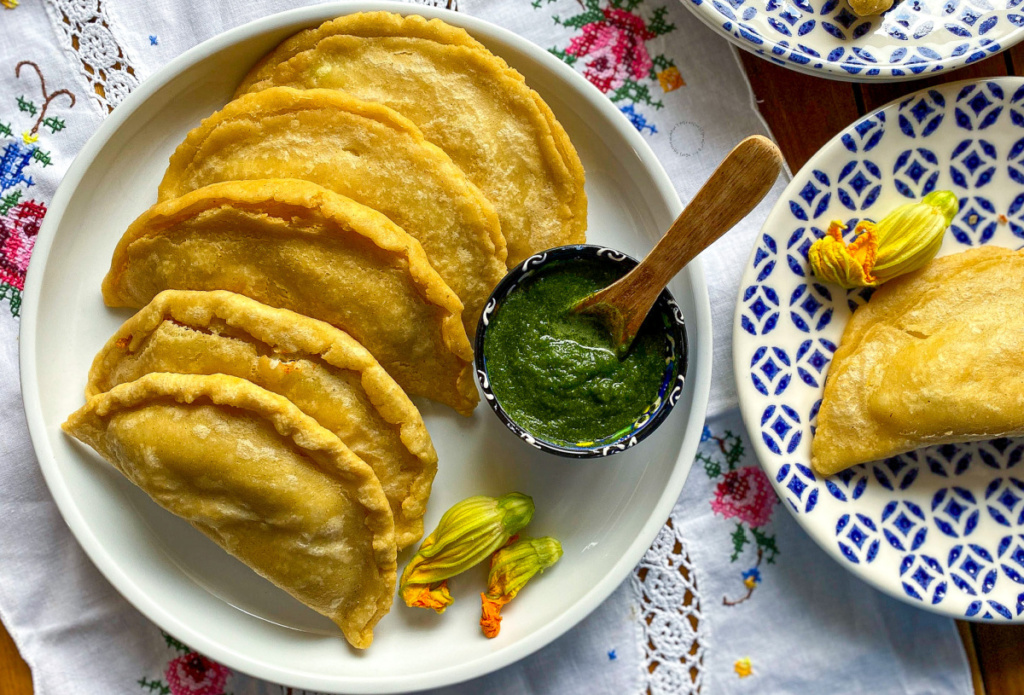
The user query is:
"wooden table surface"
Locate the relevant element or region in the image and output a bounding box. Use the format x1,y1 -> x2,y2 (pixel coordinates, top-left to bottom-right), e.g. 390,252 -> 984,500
3,43 -> 1024,695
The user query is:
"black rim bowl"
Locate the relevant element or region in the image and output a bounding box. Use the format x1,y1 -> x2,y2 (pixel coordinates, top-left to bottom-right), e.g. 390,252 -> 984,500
474,244 -> 689,459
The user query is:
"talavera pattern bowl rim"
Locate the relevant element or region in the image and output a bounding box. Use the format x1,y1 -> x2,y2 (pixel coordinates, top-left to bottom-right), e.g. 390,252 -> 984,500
475,244 -> 689,459
733,76 -> 1024,623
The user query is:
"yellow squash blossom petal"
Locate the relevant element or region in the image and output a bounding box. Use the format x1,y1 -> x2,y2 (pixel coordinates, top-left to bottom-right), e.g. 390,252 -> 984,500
808,190 -> 958,289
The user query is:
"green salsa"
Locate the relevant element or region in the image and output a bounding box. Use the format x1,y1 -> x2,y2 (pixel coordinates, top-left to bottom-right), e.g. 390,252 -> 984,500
483,259 -> 669,445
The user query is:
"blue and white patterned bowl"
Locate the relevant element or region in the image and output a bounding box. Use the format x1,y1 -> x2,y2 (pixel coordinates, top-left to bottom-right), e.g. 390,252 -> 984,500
734,78 -> 1024,621
475,245 -> 688,458
680,0 -> 1024,80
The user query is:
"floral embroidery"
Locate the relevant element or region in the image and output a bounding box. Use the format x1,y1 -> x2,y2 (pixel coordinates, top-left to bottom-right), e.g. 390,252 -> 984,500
539,0 -> 683,135
711,466 -> 775,528
0,199 -> 45,316
165,653 -> 231,695
0,61 -> 75,317
139,632 -> 233,695
734,656 -> 753,678
1,0 -> 18,9
699,427 -> 781,606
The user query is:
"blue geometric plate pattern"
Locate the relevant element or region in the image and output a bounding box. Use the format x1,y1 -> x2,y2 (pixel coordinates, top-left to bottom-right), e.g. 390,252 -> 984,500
734,78 -> 1024,622
679,0 -> 1024,80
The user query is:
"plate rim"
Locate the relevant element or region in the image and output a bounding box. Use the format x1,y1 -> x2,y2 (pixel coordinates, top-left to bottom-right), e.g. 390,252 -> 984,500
18,1 -> 715,691
731,74 -> 1024,623
678,0 -> 1024,82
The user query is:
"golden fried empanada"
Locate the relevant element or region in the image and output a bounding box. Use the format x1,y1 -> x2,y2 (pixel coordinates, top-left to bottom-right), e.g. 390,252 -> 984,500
63,372 -> 396,649
103,179 -> 477,415
812,246 -> 1024,475
88,289 -> 437,548
236,11 -> 587,267
157,86 -> 507,332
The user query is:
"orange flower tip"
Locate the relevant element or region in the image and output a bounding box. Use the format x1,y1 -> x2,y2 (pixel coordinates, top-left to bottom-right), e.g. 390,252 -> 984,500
403,582 -> 453,614
826,220 -> 848,240
480,594 -> 508,639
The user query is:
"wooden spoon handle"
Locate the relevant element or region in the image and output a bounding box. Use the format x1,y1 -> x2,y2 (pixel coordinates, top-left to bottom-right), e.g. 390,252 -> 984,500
638,135 -> 782,300
574,135 -> 783,355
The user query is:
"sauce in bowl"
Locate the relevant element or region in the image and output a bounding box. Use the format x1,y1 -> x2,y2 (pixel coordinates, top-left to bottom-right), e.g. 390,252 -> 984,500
482,256 -> 675,447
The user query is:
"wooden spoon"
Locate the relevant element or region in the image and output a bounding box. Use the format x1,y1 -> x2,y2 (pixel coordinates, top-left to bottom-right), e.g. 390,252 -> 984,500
573,134 -> 784,358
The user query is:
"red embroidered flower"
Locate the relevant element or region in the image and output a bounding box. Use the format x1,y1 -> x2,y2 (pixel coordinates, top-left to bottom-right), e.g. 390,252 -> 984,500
565,8 -> 655,93
165,652 -> 230,695
711,466 -> 777,527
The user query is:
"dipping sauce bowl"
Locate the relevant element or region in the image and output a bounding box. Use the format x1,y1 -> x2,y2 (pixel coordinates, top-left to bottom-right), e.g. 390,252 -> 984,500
474,244 -> 688,458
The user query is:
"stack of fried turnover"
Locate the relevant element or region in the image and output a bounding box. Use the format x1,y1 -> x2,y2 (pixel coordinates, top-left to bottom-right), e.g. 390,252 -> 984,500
62,12 -> 586,649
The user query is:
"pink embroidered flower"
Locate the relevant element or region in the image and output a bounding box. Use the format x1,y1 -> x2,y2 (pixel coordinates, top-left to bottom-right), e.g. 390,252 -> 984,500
0,199 -> 44,290
711,466 -> 777,527
165,652 -> 231,695
565,8 -> 655,93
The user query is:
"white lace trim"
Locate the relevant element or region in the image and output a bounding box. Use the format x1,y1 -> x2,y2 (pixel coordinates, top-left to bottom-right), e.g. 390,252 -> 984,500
632,518 -> 708,695
43,0 -> 140,112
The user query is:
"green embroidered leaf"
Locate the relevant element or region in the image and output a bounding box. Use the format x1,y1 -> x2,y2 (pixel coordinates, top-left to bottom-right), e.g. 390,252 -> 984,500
31,148 -> 51,167
0,190 -> 22,216
751,527 -> 780,564
697,452 -> 720,479
724,430 -> 746,471
16,96 -> 37,116
558,10 -> 605,29
0,122 -> 11,138
609,0 -> 644,10
137,677 -> 170,695
729,523 -> 748,562
648,6 -> 676,36
162,630 -> 191,654
42,116 -> 65,133
548,47 -> 578,66
609,80 -> 664,109
649,54 -> 675,80
0,283 -> 21,317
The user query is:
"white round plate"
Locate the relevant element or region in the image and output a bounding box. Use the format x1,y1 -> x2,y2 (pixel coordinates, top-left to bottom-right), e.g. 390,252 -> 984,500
680,0 -> 1024,81
19,3 -> 712,692
734,77 -> 1024,622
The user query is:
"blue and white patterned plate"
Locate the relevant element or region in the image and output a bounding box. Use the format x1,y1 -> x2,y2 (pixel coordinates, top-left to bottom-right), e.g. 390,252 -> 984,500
734,78 -> 1024,621
680,0 -> 1024,80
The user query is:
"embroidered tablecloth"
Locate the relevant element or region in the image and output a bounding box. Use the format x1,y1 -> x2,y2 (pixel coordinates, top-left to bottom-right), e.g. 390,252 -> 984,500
0,0 -> 973,693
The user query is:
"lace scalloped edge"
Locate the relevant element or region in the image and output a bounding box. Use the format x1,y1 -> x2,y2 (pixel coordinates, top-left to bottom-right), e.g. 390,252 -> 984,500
631,516 -> 710,694
42,0 -> 140,113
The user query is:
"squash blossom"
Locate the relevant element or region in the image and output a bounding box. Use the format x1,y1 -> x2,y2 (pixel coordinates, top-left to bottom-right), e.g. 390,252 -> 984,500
400,493 -> 535,613
808,190 -> 958,289
480,537 -> 563,638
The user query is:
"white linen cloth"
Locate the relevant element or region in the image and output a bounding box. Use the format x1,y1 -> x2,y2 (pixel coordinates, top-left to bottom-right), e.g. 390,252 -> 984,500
0,0 -> 972,693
